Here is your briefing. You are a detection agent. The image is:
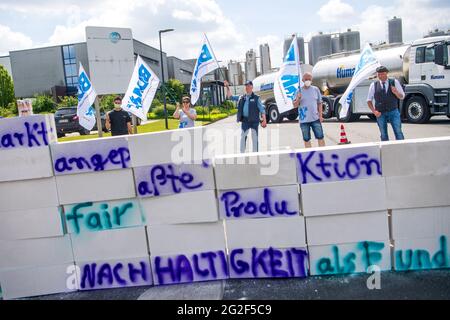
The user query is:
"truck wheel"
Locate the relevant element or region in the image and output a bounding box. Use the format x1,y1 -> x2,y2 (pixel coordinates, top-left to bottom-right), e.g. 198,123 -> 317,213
287,113 -> 298,121
405,96 -> 431,124
321,97 -> 333,119
268,105 -> 282,123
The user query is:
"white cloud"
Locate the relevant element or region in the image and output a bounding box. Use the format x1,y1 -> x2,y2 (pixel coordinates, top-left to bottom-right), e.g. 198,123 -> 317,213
318,0 -> 355,23
0,24 -> 33,55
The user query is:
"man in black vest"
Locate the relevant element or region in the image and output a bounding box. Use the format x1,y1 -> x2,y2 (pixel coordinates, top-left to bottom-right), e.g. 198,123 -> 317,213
367,66 -> 405,141
224,80 -> 267,153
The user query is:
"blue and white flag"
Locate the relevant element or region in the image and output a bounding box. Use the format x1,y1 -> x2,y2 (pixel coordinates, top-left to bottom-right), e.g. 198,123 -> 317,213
190,34 -> 219,105
339,43 -> 381,118
122,55 -> 160,121
77,63 -> 97,131
274,37 -> 303,114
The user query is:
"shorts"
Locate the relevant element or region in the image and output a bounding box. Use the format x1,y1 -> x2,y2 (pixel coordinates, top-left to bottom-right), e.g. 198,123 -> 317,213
300,120 -> 324,142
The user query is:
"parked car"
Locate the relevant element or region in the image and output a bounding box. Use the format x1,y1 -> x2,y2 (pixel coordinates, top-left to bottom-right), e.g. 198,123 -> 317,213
55,107 -> 108,138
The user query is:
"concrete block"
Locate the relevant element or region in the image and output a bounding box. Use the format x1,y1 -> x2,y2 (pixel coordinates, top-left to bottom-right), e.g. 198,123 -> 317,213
128,127 -> 210,167
392,207 -> 450,240
56,169 -> 136,205
63,199 -> 144,234
134,162 -> 215,198
225,217 -> 306,249
0,146 -> 54,182
301,177 -> 387,217
0,177 -> 59,212
294,143 -> 382,185
394,236 -> 449,271
306,211 -> 389,246
228,247 -> 309,279
0,264 -> 76,300
140,190 -> 218,225
77,256 -> 153,290
308,240 -> 391,276
70,226 -> 148,262
0,207 -> 64,240
147,222 -> 226,256
214,150 -> 297,190
218,185 -> 300,220
51,136 -> 131,175
0,236 -> 74,269
381,137 -> 450,178
0,114 -> 57,151
386,174 -> 450,209
151,249 -> 229,286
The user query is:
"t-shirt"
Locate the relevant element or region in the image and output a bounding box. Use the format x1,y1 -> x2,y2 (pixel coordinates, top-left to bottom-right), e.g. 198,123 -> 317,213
297,86 -> 322,124
179,108 -> 197,128
108,109 -> 131,136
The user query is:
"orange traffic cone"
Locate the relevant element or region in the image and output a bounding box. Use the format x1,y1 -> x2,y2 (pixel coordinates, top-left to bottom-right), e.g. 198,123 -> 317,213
339,124 -> 351,145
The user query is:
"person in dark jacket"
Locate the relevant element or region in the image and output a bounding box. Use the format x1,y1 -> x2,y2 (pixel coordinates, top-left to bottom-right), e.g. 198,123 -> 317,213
367,66 -> 405,141
224,80 -> 267,153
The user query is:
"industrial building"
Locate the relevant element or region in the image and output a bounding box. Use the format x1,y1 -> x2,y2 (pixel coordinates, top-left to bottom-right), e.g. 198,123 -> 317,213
259,44 -> 272,75
388,17 -> 403,44
245,49 -> 258,82
227,60 -> 244,86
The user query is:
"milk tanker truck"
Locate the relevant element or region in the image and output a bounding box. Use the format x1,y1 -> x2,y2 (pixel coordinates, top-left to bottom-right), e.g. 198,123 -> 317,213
253,35 -> 450,124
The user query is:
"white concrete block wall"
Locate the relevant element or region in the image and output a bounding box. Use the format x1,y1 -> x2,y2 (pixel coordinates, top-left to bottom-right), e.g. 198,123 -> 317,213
0,264 -> 76,300
0,236 -> 73,269
147,222 -> 226,256
0,207 -> 64,240
225,217 -> 307,249
51,136 -> 131,175
218,185 -> 300,220
56,169 -> 136,205
0,177 -> 59,212
214,151 -> 298,190
294,143 -> 382,185
301,177 -> 387,216
70,227 -> 149,262
381,137 -> 450,178
140,190 -> 219,225
306,211 -> 390,246
385,174 -> 450,209
128,127 -> 210,167
0,147 -> 54,182
308,240 -> 391,276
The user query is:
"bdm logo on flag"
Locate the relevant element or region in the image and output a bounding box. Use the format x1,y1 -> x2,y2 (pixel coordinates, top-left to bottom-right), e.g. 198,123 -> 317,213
339,43 -> 381,118
77,63 -> 97,131
274,37 -> 303,115
122,55 -> 160,121
190,34 -> 219,105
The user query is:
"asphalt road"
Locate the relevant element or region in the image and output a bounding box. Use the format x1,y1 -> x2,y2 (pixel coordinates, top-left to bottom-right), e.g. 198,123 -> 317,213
204,115 -> 450,154
12,116 -> 450,301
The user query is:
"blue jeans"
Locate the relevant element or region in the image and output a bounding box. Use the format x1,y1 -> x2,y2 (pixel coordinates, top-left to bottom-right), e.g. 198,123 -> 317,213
376,109 -> 405,141
241,121 -> 259,153
300,120 -> 324,142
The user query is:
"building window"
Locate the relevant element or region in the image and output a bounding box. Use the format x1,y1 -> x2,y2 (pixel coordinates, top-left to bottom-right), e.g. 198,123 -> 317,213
62,45 -> 78,90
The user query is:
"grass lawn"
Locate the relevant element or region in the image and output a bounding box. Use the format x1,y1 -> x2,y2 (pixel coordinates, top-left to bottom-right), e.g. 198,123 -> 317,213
58,119 -> 210,142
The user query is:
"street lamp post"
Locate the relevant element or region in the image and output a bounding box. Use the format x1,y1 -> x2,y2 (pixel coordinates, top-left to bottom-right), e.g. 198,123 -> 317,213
159,29 -> 174,130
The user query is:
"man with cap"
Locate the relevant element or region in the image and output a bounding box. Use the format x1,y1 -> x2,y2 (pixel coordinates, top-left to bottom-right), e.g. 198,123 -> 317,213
224,80 -> 267,153
367,66 -> 405,141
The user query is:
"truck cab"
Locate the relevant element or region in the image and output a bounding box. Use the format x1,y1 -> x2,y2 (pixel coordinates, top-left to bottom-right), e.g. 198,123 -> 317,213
402,36 -> 450,123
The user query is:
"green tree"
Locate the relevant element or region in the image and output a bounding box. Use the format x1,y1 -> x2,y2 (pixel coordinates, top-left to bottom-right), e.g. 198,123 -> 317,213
100,94 -> 118,112
33,95 -> 57,114
58,96 -> 78,108
0,65 -> 15,108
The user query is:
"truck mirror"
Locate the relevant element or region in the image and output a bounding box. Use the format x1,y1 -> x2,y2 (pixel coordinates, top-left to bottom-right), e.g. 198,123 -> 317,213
435,44 -> 445,66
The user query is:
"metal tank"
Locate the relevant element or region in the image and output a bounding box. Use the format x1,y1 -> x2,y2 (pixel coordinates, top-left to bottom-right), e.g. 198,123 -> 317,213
388,17 -> 403,44
332,35 -> 341,54
309,32 -> 332,66
339,29 -> 361,52
312,44 -> 410,94
283,35 -> 306,64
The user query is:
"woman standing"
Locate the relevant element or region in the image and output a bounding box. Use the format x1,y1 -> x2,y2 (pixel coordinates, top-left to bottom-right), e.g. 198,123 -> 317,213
173,96 -> 197,128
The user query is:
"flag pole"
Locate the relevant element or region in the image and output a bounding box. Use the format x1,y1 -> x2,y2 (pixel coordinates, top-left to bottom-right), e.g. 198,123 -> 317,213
204,33 -> 227,82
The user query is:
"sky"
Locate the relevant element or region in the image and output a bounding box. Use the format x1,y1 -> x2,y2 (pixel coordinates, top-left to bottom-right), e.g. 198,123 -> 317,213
0,0 -> 449,67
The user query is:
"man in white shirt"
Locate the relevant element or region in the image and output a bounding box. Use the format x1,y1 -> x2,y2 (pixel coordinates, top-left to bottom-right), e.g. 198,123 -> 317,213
367,66 -> 406,141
